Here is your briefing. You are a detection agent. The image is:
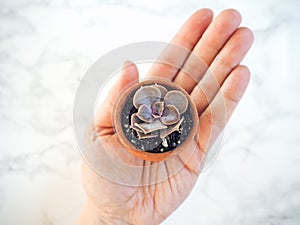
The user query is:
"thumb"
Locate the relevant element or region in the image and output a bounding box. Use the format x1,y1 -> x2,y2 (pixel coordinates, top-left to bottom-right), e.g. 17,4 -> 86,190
94,61 -> 139,130
118,60 -> 139,89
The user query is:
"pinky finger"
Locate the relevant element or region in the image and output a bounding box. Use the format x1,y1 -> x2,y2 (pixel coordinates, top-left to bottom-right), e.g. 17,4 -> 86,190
198,65 -> 250,151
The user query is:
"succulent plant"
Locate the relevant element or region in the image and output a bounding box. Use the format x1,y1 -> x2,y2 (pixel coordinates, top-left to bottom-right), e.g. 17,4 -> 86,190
130,84 -> 188,147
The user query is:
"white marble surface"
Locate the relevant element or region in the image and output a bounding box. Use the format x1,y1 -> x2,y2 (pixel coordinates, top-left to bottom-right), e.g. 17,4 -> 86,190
1,0 -> 300,224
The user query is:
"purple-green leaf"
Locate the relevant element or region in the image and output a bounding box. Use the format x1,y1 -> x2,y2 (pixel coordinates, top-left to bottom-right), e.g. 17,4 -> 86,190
164,90 -> 188,114
160,105 -> 180,125
133,86 -> 161,108
152,101 -> 164,118
135,119 -> 168,134
136,104 -> 154,122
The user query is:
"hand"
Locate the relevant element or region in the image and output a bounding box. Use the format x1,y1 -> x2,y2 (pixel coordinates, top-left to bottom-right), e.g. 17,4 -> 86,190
78,8 -> 253,225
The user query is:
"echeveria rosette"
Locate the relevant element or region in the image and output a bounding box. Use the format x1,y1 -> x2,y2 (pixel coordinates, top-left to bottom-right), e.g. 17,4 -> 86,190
130,84 -> 188,147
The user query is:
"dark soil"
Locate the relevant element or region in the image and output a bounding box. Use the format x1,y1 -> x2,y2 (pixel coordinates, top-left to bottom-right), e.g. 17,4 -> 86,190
120,84 -> 194,153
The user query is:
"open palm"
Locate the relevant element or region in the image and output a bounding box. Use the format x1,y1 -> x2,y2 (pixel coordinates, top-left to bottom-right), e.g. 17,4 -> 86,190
79,9 -> 253,225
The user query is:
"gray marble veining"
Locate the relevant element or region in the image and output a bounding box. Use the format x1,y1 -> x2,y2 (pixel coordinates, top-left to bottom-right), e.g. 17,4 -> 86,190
0,0 -> 299,224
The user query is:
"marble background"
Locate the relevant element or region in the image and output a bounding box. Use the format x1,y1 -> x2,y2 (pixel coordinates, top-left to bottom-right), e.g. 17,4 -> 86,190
0,0 -> 300,224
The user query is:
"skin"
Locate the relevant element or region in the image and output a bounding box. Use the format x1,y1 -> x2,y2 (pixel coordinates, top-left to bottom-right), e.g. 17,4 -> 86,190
78,8 -> 254,225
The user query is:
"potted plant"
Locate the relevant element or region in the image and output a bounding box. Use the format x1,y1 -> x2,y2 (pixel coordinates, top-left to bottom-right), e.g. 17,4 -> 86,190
114,78 -> 198,161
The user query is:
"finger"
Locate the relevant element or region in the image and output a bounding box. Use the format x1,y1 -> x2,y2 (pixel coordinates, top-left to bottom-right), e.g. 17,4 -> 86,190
191,27 -> 254,115
147,8 -> 213,80
174,9 -> 242,92
94,61 -> 139,131
198,65 -> 250,151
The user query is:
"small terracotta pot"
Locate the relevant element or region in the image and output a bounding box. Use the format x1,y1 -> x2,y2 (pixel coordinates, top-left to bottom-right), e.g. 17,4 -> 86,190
114,78 -> 198,162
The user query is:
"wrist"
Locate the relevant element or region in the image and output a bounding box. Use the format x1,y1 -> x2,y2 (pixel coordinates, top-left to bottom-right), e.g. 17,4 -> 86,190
78,200 -> 107,225
78,199 -> 133,225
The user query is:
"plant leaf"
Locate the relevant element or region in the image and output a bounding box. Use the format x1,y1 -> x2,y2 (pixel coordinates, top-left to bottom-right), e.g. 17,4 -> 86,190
160,117 -> 184,138
152,84 -> 168,97
133,86 -> 161,108
160,105 -> 180,125
164,90 -> 188,114
136,104 -> 154,122
152,101 -> 164,118
137,131 -> 158,139
130,113 -> 144,132
135,119 -> 167,134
